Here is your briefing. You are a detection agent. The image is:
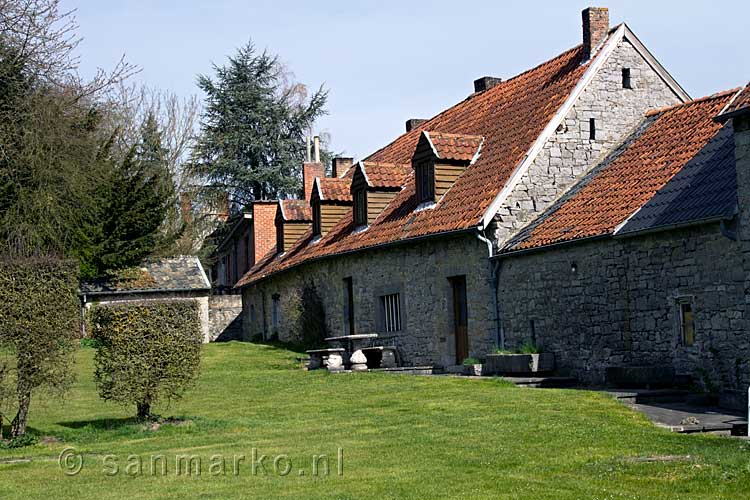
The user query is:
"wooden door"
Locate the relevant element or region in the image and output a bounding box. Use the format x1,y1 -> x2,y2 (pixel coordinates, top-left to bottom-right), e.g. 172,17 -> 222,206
450,276 -> 468,364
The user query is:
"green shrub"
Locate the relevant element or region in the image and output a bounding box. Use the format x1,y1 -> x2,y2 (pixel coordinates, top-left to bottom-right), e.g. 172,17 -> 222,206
519,343 -> 540,354
0,257 -> 79,439
90,302 -> 202,419
462,357 -> 481,366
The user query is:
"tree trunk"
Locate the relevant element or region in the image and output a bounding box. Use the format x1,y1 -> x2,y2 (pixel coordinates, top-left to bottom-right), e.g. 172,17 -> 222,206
137,401 -> 151,420
0,412 -> 4,440
11,388 -> 30,438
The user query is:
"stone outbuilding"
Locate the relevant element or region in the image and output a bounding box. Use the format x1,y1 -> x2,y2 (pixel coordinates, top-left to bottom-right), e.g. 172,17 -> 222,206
80,256 -> 216,342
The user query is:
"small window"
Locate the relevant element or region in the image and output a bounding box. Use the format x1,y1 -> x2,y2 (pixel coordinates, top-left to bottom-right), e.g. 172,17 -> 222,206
312,201 -> 321,236
622,68 -> 632,89
416,161 -> 434,203
343,277 -> 354,335
250,304 -> 256,323
379,293 -> 402,332
354,189 -> 367,227
276,220 -> 284,253
589,118 -> 596,140
272,294 -> 280,331
679,299 -> 695,346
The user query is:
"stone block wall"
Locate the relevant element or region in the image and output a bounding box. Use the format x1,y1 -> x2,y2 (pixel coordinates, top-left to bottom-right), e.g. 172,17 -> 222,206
242,233 -> 497,367
492,38 -> 683,247
496,223 -> 747,391
208,294 -> 243,341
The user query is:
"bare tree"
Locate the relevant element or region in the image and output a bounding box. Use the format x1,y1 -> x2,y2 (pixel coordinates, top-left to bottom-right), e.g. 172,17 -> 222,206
0,0 -> 138,99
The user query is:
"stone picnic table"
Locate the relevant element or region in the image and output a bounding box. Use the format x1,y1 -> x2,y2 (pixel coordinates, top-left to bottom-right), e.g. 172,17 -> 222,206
306,334 -> 399,372
323,334 -> 378,371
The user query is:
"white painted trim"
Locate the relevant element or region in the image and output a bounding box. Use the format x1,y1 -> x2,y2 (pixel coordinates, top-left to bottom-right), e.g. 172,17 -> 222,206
423,131 -> 440,159
414,200 -> 436,213
313,177 -> 324,201
479,24 -> 627,230
277,200 -> 286,220
356,161 -> 371,187
621,24 -> 690,102
194,257 -> 211,289
469,138 -> 484,166
612,202 -> 645,235
716,85 -> 747,119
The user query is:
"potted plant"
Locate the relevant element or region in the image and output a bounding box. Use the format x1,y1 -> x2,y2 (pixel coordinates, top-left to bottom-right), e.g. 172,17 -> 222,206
484,344 -> 554,375
461,357 -> 483,376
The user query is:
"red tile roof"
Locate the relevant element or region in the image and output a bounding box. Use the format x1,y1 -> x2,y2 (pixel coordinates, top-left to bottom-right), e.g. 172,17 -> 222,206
316,177 -> 352,202
237,38 -> 598,287
426,132 -> 484,162
716,83 -> 750,121
506,90 -> 736,251
279,200 -> 312,222
359,162 -> 411,189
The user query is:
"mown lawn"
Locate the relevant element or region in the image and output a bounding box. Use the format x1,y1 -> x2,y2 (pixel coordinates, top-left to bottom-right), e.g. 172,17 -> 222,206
1,342 -> 749,499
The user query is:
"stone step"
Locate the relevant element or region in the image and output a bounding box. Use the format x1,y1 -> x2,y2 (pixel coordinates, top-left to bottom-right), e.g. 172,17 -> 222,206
503,376 -> 578,388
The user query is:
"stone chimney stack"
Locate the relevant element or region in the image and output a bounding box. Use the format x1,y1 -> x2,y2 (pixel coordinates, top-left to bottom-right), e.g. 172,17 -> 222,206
405,118 -> 427,132
473,76 -> 502,93
331,157 -> 354,178
582,7 -> 609,61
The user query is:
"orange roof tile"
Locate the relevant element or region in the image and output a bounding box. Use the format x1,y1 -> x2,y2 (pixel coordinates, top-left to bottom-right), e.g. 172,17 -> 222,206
426,132 -> 484,162
506,90 -> 736,251
237,38 -> 597,287
359,162 -> 411,189
316,177 -> 352,202
279,200 -> 312,222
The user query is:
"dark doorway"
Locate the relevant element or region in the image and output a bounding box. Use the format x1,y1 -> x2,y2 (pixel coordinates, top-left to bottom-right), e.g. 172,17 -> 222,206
344,277 -> 355,335
449,275 -> 468,364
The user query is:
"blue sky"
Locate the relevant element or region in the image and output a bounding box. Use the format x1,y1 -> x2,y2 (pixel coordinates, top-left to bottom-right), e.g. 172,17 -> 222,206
63,1 -> 749,159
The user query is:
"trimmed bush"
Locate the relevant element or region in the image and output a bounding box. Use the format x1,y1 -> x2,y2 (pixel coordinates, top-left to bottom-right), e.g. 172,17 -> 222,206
0,257 -> 80,438
91,301 -> 202,419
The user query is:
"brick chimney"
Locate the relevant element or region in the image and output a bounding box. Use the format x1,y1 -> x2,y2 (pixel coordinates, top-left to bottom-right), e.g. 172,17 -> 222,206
179,192 -> 192,223
473,76 -> 502,93
406,118 -> 427,132
303,162 -> 325,201
582,7 -> 609,61
251,201 -> 278,264
331,157 -> 354,178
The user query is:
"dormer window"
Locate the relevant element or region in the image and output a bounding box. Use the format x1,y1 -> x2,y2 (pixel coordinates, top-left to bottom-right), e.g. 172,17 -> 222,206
354,188 -> 367,227
415,160 -> 434,203
312,201 -> 321,236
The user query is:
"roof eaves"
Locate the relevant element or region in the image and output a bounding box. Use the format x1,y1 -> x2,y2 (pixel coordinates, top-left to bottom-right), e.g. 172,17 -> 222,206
480,24 -> 627,230
423,131 -> 441,159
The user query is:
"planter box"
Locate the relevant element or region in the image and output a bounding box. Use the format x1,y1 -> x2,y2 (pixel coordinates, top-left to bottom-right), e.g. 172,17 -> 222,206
485,353 -> 554,375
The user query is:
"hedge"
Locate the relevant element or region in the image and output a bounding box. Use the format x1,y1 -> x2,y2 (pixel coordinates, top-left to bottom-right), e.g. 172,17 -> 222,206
90,301 -> 202,418
0,257 -> 80,438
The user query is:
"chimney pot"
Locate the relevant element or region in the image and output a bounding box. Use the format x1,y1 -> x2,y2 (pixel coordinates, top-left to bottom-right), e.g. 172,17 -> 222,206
405,118 -> 427,132
473,76 -> 503,93
582,7 -> 609,61
331,157 -> 354,178
313,135 -> 321,163
305,136 -> 312,162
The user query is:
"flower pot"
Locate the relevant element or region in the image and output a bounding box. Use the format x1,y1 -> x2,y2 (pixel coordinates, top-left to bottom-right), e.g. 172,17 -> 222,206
484,353 -> 554,375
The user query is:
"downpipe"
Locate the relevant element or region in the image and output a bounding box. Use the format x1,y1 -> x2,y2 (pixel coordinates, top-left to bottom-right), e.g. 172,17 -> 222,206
476,226 -> 504,350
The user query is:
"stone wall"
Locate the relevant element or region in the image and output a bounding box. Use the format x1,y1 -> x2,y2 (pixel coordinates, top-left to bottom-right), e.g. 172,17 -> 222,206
492,38 -> 683,247
242,233 -> 496,367
208,294 -> 243,341
496,223 -> 747,391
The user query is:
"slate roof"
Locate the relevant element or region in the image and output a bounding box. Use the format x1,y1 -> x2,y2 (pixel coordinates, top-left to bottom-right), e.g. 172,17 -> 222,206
504,90 -> 737,252
316,177 -> 353,202
80,256 -> 210,295
235,38 -> 595,287
279,200 -> 312,222
617,121 -> 736,235
426,132 -> 484,162
359,162 -> 411,189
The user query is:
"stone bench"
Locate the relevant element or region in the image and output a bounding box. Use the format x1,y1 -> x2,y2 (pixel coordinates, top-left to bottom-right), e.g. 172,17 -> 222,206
361,346 -> 399,369
305,348 -> 345,370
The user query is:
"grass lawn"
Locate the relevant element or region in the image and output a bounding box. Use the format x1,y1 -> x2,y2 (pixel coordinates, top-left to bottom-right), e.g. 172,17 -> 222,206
1,342 -> 749,499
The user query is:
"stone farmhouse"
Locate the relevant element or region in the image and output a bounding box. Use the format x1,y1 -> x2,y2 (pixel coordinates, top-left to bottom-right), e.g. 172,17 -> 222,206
234,7 -> 750,395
